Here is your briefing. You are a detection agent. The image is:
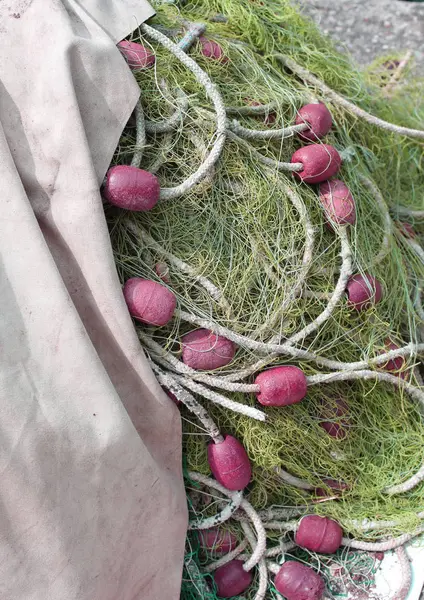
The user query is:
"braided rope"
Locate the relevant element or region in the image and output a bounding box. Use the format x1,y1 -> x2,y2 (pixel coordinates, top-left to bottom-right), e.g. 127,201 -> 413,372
229,119 -> 308,140
226,101 -> 277,116
188,491 -> 243,530
278,55 -> 424,139
152,363 -> 224,443
227,130 -> 303,172
141,24 -> 227,200
406,238 -> 424,266
307,369 -> 424,414
263,520 -> 298,531
172,373 -> 267,421
275,467 -> 314,491
175,311 -> 424,372
203,539 -> 248,573
131,99 -> 146,168
341,526 -> 424,551
241,521 -> 268,600
188,472 -> 267,572
286,226 -> 352,345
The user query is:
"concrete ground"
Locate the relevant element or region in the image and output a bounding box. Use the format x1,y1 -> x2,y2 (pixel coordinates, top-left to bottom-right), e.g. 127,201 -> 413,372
297,0 -> 424,75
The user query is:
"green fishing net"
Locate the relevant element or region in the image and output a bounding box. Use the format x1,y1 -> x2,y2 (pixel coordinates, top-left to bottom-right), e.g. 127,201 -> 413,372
107,0 -> 424,596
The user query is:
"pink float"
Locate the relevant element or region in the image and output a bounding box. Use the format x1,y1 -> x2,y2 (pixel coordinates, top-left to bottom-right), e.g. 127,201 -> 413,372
295,515 -> 343,554
117,40 -> 155,69
213,560 -> 252,598
208,435 -> 252,491
346,273 -> 383,311
319,179 -> 356,225
199,37 -> 228,63
254,366 -> 307,407
275,561 -> 325,600
104,165 -> 160,211
123,278 -> 176,326
295,103 -> 333,142
181,329 -> 236,371
292,144 -> 341,184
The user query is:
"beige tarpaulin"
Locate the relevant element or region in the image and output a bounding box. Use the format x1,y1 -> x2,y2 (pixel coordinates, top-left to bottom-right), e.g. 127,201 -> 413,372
0,1 -> 187,598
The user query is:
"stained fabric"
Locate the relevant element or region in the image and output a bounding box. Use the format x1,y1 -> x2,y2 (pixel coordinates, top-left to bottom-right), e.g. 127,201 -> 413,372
0,1 -> 187,598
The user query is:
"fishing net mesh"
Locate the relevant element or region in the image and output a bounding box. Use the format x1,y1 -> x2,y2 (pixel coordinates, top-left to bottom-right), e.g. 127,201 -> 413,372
107,0 -> 424,596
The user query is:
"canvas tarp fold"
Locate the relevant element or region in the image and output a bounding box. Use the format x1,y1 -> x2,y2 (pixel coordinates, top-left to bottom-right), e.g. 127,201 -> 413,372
0,1 -> 187,598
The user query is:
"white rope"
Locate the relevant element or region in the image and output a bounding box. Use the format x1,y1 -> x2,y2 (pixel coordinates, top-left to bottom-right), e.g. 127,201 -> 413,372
345,512 -> 424,532
141,24 -> 227,200
226,101 -> 277,116
188,471 -> 267,572
151,363 -> 223,443
229,119 -> 308,140
306,369 -> 424,413
341,526 -> 424,551
227,130 -> 303,172
174,313 -> 424,373
241,521 -> 268,600
286,226 -> 352,345
188,491 -> 244,530
203,539 -> 249,573
172,373 -> 267,421
275,467 -> 314,491
130,98 -> 146,168
278,55 -> 424,140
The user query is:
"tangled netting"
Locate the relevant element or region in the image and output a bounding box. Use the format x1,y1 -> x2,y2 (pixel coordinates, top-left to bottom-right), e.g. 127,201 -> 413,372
107,0 -> 424,597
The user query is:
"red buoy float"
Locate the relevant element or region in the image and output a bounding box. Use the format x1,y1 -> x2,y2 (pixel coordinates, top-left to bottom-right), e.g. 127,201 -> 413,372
292,144 -> 341,184
117,40 -> 155,70
295,515 -> 343,554
275,561 -> 325,600
213,560 -> 253,598
199,36 -> 228,63
319,180 -> 356,225
199,528 -> 238,555
123,278 -> 176,326
346,273 -> 383,311
208,435 -> 252,490
295,103 -> 333,142
254,366 -> 307,406
181,329 -> 236,371
104,165 -> 160,212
